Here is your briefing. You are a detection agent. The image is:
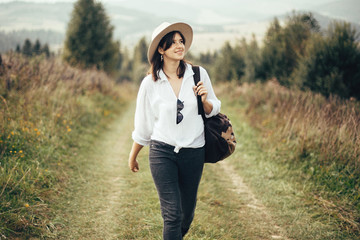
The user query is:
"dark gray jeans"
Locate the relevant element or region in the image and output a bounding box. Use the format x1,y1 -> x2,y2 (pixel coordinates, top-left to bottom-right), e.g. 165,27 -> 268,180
149,140 -> 205,240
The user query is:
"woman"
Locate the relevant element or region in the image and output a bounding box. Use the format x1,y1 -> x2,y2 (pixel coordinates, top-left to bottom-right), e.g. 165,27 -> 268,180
128,22 -> 221,240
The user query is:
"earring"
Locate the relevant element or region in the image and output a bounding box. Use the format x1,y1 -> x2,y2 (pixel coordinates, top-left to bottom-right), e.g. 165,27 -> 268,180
161,55 -> 163,61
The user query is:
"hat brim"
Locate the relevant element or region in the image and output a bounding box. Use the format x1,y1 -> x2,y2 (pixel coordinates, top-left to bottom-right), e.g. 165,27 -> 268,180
147,22 -> 193,64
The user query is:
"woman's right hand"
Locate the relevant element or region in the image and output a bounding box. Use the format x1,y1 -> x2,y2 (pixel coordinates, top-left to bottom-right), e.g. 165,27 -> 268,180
128,141 -> 143,173
129,158 -> 139,172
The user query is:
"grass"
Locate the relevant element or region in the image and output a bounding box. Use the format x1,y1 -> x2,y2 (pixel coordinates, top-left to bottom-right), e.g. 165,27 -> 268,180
217,81 -> 360,238
2,52 -> 359,239
31,78 -> 360,239
51,79 -> 360,239
0,53 -> 134,238
48,97 -> 281,239
50,81 -> 360,239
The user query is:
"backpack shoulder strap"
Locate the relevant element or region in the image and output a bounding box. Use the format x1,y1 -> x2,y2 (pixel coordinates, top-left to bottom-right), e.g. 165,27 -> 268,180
192,65 -> 206,121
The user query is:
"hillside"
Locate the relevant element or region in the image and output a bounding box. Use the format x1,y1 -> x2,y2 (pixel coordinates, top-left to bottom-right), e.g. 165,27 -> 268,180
0,53 -> 134,238
0,1 -> 359,54
312,0 -> 360,23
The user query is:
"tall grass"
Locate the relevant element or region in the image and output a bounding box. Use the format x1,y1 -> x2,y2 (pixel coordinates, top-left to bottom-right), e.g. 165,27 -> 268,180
219,80 -> 360,234
0,53 -> 133,238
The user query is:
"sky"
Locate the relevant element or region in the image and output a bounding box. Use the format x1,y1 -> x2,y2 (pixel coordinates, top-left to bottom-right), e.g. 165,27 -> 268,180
0,0 -> 340,16
0,0 -> 118,2
0,0 -> 336,5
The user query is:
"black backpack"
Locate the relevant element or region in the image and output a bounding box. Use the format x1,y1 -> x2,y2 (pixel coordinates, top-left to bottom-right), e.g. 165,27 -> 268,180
192,65 -> 236,163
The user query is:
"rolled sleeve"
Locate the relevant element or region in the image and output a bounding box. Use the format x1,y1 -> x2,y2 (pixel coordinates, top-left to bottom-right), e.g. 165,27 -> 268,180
132,77 -> 154,146
205,98 -> 221,118
200,67 -> 221,118
132,131 -> 150,146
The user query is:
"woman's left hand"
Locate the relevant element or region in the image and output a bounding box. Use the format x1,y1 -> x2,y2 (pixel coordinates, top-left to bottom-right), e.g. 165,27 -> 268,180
193,81 -> 208,103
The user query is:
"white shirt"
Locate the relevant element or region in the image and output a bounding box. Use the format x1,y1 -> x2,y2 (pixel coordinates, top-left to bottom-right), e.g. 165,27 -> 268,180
132,63 -> 221,152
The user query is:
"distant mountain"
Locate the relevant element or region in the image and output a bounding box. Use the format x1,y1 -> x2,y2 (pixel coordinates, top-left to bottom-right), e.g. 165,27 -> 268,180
0,1 -> 359,54
0,2 -> 72,33
310,0 -> 360,24
106,0 -> 272,25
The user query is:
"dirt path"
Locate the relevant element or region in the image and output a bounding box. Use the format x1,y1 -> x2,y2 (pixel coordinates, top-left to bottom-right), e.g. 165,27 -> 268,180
53,103 -> 135,239
219,161 -> 289,240
51,102 -> 291,239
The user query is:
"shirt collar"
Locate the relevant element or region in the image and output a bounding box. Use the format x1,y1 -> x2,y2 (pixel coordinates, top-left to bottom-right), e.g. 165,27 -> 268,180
157,63 -> 194,83
184,63 -> 195,80
158,69 -> 167,82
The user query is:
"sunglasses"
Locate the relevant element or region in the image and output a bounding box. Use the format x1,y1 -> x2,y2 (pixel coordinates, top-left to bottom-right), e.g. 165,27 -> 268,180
177,99 -> 184,124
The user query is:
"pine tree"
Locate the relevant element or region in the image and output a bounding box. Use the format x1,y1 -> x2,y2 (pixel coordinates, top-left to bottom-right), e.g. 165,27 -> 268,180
258,17 -> 284,81
41,44 -> 50,58
63,0 -> 119,73
243,35 -> 262,83
118,47 -> 133,82
295,21 -> 360,99
133,36 -> 148,65
22,39 -> 33,57
259,12 -> 319,86
132,37 -> 148,83
213,41 -> 245,82
15,44 -> 21,53
33,39 -> 41,55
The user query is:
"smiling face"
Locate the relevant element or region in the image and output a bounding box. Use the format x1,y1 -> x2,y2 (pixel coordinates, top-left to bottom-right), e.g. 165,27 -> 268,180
158,32 -> 186,63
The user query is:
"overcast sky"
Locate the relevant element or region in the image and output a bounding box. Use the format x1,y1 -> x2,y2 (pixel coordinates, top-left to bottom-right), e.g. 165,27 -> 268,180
0,0 -> 336,5
0,0 -> 344,19
1,0 -> 122,2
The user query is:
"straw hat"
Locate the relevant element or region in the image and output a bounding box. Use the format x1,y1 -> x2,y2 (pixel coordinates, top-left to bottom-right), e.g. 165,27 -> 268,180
147,22 -> 193,64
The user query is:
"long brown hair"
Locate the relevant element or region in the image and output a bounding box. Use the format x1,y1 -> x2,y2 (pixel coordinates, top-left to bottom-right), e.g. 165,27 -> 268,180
149,31 -> 187,81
